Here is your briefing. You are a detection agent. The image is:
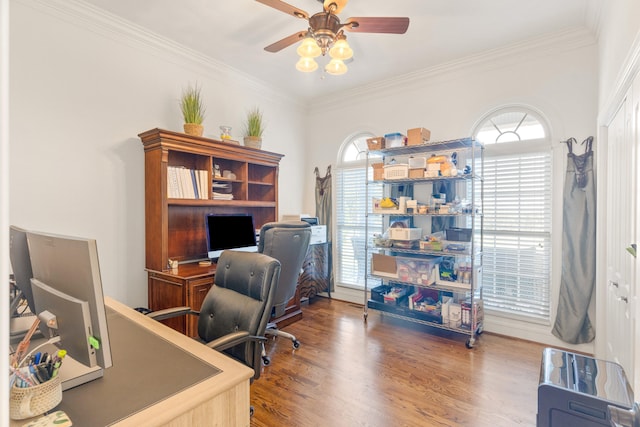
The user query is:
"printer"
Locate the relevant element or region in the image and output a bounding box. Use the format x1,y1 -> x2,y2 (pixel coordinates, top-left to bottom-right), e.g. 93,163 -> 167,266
537,347 -> 637,427
281,215 -> 327,245
300,217 -> 327,245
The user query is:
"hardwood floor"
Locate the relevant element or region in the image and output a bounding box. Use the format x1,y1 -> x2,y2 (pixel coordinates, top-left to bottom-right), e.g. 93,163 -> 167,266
251,297 -> 549,427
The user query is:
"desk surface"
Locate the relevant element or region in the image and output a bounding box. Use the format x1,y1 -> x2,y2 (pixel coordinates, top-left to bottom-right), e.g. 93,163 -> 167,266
11,297 -> 253,427
146,262 -> 217,279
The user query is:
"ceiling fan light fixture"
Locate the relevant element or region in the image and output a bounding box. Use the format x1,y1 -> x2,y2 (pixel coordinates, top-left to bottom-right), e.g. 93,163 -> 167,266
296,36 -> 321,58
323,0 -> 347,14
329,38 -> 353,60
325,58 -> 348,75
296,56 -> 319,72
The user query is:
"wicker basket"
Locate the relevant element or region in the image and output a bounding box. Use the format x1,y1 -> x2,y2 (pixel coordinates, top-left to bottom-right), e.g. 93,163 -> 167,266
10,376 -> 62,420
383,164 -> 409,180
366,137 -> 385,151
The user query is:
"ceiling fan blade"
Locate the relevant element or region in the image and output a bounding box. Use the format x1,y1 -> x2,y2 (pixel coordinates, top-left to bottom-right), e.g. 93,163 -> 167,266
255,0 -> 310,20
264,31 -> 308,52
343,17 -> 410,34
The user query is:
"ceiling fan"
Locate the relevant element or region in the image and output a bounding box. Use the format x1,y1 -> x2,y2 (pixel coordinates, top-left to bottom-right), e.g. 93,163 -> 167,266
256,0 -> 410,74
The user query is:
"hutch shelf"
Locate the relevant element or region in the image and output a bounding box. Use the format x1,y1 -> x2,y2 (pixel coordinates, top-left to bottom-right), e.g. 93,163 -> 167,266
139,128 -> 287,336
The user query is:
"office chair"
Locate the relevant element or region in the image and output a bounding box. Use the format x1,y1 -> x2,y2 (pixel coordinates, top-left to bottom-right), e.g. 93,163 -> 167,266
258,221 -> 311,365
147,250 -> 280,383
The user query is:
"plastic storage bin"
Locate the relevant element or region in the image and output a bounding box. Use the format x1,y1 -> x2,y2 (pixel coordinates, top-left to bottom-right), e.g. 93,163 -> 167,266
446,227 -> 472,242
388,227 -> 422,241
396,256 -> 442,285
384,133 -> 407,148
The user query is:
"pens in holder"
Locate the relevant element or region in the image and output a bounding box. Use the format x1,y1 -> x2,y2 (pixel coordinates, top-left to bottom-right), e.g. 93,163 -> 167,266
10,318 -> 40,368
51,350 -> 67,379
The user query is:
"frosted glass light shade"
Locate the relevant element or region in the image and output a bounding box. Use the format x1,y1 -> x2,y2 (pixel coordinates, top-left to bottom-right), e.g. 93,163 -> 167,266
296,56 -> 319,72
325,58 -> 348,75
329,39 -> 353,60
296,37 -> 321,58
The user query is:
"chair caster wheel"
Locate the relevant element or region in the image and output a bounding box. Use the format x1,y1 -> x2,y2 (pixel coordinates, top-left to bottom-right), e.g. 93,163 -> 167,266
292,340 -> 301,349
262,356 -> 271,366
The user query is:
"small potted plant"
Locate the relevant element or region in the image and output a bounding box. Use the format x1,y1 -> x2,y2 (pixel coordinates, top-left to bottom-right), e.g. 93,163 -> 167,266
243,107 -> 265,149
180,83 -> 206,136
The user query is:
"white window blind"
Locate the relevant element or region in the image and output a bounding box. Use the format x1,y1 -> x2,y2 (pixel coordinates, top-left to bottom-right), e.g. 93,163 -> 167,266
336,166 -> 382,287
482,151 -> 552,322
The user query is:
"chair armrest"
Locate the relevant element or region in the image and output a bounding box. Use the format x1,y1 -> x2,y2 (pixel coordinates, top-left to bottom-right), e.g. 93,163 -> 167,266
206,331 -> 267,352
146,306 -> 199,321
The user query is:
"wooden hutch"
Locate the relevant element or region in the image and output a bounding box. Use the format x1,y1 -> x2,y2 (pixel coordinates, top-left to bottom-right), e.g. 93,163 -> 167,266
139,128 -> 304,337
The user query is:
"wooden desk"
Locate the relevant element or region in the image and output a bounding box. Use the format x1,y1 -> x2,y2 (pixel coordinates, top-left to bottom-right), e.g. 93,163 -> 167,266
11,297 -> 253,427
147,263 -> 217,338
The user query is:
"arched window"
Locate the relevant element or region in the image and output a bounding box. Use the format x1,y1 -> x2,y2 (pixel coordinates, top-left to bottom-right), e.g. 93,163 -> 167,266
473,107 -> 552,323
475,109 -> 546,144
335,132 -> 382,288
340,132 -> 372,162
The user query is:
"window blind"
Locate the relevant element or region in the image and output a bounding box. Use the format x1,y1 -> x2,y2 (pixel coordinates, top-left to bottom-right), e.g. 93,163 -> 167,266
336,166 -> 382,287
482,151 -> 552,322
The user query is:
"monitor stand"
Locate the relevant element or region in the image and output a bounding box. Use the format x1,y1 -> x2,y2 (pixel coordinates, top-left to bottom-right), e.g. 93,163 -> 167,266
29,340 -> 104,391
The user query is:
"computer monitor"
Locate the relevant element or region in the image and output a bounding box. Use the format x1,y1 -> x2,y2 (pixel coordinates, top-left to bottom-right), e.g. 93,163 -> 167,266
9,225 -> 36,316
206,214 -> 258,260
26,230 -> 112,389
30,278 -> 96,368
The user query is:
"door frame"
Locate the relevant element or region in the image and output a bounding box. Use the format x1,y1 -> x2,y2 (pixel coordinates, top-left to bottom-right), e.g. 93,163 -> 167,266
596,41 -> 640,393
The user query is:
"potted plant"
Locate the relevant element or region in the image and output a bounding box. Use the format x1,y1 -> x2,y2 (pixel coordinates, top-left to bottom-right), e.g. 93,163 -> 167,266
180,83 -> 206,136
243,107 -> 265,149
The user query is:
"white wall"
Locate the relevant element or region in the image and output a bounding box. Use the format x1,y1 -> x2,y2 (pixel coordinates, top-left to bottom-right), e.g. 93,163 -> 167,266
594,0 -> 640,390
1,0 -> 10,420
303,29 -> 599,350
9,0 -> 307,307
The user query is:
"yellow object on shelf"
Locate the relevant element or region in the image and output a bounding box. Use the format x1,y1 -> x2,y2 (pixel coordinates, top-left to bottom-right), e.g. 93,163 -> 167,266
379,198 -> 398,208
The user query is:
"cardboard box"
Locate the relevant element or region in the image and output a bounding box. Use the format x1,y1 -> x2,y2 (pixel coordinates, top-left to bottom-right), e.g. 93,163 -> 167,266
371,253 -> 398,278
371,162 -> 384,180
409,168 -> 425,178
407,127 -> 431,146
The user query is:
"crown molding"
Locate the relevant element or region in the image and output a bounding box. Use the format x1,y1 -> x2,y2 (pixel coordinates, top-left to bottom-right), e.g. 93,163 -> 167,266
585,0 -> 604,41
599,29 -> 640,126
309,27 -> 597,113
18,0 -> 304,109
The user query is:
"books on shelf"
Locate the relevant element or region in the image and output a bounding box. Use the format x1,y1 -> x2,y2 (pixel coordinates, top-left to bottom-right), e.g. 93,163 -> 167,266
167,166 -> 208,199
213,192 -> 234,200
212,181 -> 233,200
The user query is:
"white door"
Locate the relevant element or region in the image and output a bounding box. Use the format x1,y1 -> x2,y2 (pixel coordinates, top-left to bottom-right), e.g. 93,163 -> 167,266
605,83 -> 637,389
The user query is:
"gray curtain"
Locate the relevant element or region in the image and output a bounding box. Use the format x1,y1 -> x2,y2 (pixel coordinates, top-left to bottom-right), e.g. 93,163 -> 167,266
552,136 -> 596,344
314,166 -> 333,291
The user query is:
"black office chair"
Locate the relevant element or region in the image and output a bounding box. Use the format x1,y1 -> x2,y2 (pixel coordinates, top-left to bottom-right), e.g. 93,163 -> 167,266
147,250 -> 280,382
258,221 -> 311,365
